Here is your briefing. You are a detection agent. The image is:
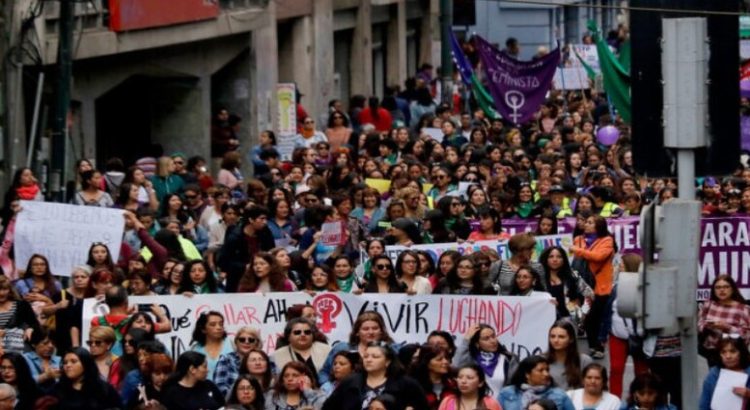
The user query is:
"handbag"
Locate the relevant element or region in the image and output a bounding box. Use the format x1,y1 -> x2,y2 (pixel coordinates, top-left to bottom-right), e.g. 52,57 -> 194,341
571,257 -> 596,289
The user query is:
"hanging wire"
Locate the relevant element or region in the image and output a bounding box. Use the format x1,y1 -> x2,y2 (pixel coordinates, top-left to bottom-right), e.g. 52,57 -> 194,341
490,0 -> 746,17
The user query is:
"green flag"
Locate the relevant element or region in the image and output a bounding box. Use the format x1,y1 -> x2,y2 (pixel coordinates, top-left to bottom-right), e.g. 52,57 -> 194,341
588,20 -> 631,124
471,74 -> 499,119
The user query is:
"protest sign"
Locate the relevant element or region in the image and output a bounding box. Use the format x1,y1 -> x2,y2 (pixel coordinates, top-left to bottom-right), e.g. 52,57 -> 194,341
82,292 -> 555,360
502,215 -> 750,300
422,128 -> 444,143
379,234 -> 572,265
570,44 -> 601,73
276,83 -> 297,161
553,67 -> 590,90
365,178 -> 391,194
321,221 -> 346,246
15,201 -> 124,277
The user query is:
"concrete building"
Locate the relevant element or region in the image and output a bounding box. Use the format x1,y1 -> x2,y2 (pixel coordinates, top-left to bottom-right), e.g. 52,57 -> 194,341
0,0 -> 625,193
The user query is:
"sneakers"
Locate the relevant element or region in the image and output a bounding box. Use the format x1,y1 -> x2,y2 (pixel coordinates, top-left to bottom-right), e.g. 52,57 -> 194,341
590,349 -> 605,360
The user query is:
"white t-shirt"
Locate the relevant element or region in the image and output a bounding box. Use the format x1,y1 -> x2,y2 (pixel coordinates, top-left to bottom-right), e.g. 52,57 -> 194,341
567,389 -> 621,410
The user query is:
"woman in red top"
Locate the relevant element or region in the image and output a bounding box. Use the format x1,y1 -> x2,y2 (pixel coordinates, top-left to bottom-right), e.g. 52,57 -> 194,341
571,214 -> 615,359
358,97 -> 393,133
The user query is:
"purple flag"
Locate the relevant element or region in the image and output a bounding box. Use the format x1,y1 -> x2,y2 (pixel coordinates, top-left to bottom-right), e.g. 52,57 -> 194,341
474,35 -> 561,125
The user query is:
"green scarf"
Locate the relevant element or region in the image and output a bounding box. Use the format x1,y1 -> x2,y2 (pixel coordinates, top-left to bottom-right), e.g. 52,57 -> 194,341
337,275 -> 356,293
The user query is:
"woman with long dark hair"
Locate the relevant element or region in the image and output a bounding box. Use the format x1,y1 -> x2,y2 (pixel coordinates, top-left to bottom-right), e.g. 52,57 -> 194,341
226,374 -> 265,409
467,208 -> 509,242
434,256 -> 492,295
85,243 -> 121,280
364,255 -> 405,294
430,251 -> 461,290
161,351 -> 225,410
179,260 -> 220,295
698,274 -> 750,367
51,347 -> 122,410
0,352 -> 41,410
699,337 -> 750,410
15,253 -> 61,299
539,246 -> 593,320
395,250 -> 431,295
497,355 -> 575,410
73,170 -> 114,207
436,196 -> 471,240
408,344 -> 456,409
323,343 -> 429,410
266,361 -> 326,409
189,311 -> 233,380
238,348 -> 274,391
621,373 -> 676,410
437,363 -> 502,410
544,320 -> 591,391
570,214 -> 615,359
237,252 -> 295,293
0,275 -> 40,353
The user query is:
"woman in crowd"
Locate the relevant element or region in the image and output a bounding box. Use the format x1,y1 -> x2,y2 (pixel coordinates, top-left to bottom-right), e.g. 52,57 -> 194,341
364,255 -> 405,294
430,251 -> 460,290
539,246 -> 592,320
698,274 -> 750,367
566,363 -> 620,410
213,326 -> 263,397
351,187 -> 386,235
189,311 -> 233,380
305,265 -> 340,293
226,374 -> 265,410
319,311 -> 396,384
0,274 -> 42,354
434,255 -> 492,295
571,214 -> 615,359
161,351 -> 225,410
620,373 -> 676,410
123,165 -> 159,211
409,344 -> 456,409
545,320 -> 591,391
267,198 -> 298,248
356,239 -> 386,282
85,243 -> 121,279
438,363 -> 502,410
699,336 -> 750,410
127,352 -> 173,409
238,252 -> 295,293
155,260 -> 184,295
452,323 -> 518,396
509,265 -> 548,297
0,352 -> 41,410
23,327 -> 60,392
87,326 -> 121,385
239,349 -> 274,391
488,232 -> 546,296
395,250 -> 431,295
52,347 -> 122,410
53,265 -> 93,352
320,351 -> 360,395
497,355 -> 575,410
15,253 -> 61,299
150,156 -> 185,203
179,260 -> 221,295
272,318 -> 331,379
73,170 -> 114,207
265,361 -> 325,409
436,197 -> 471,240
322,343 -> 429,410
467,208 -> 509,242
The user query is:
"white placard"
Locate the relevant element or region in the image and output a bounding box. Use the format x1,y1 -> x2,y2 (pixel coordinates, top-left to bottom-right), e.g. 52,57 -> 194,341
82,292 -> 555,360
320,221 -> 346,246
711,369 -> 748,410
276,83 -> 297,161
570,44 -> 600,73
15,201 -> 124,277
553,67 -> 590,90
422,127 -> 444,143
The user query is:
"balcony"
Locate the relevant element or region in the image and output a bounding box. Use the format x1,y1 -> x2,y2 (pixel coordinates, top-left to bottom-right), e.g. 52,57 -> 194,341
39,0 -> 268,64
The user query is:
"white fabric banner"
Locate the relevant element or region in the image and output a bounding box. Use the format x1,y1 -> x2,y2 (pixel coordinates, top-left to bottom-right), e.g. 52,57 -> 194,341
15,201 -> 124,277
82,292 -> 555,360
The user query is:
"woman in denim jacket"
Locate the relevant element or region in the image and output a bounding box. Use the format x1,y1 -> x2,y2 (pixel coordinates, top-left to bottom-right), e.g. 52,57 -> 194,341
497,355 -> 575,410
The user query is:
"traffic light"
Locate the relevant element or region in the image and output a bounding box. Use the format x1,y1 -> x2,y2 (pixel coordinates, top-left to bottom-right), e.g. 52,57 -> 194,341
630,0 -> 739,177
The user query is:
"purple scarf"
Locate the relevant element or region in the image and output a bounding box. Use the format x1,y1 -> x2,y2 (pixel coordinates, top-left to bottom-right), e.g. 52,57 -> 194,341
474,351 -> 500,376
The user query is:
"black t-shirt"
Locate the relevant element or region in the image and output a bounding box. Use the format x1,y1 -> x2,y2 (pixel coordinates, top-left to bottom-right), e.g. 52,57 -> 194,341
161,381 -> 225,410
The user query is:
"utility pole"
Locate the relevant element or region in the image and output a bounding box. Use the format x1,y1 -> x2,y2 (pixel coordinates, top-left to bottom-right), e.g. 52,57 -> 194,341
51,0 -> 74,201
439,0 -> 453,107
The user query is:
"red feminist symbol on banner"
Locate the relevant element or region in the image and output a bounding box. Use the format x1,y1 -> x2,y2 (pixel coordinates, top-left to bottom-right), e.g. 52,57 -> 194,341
312,294 -> 342,334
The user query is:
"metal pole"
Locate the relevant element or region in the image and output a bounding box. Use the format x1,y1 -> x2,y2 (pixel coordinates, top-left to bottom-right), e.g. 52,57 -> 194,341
440,0 -> 454,107
51,0 -> 74,201
27,73 -> 45,168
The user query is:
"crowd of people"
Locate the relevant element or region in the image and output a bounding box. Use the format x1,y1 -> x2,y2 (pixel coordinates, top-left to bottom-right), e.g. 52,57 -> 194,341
0,32 -> 749,410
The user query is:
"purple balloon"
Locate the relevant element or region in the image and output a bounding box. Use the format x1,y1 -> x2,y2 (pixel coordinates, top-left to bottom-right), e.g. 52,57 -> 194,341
596,125 -> 620,146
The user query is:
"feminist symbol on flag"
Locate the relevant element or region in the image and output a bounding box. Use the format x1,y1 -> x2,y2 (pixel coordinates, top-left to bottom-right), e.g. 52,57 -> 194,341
504,91 -> 525,124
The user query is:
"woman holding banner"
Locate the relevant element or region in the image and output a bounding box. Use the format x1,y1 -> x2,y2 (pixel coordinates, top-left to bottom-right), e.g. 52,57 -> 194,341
570,215 -> 615,360
434,256 -> 493,296
364,255 -> 405,294
497,355 -> 575,410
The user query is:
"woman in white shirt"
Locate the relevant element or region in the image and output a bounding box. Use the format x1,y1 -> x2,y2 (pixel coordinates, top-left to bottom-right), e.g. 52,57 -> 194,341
395,250 -> 432,295
567,363 -> 621,410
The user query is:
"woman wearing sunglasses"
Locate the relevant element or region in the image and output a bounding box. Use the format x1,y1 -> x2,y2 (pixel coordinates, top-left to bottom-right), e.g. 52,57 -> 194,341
272,318 -> 331,380
364,255 -> 406,294
212,327 -> 262,397
86,326 -> 121,387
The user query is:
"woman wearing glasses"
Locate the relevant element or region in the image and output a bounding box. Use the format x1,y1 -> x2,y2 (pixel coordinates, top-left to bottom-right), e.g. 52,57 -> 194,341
395,251 -> 431,295
434,255 -> 493,296
698,274 -> 750,367
428,167 -> 458,203
364,256 -> 405,294
325,110 -> 352,152
0,352 -> 41,410
213,327 -> 263,397
86,326 -> 120,386
272,318 -> 331,380
436,196 -> 471,240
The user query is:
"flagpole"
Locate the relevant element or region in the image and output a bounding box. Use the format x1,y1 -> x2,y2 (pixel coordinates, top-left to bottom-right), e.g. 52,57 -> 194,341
574,63 -> 590,107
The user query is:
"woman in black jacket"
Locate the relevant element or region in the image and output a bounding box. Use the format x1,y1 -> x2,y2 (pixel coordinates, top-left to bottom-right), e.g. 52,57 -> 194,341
216,206 -> 275,292
52,347 -> 122,410
322,342 -> 429,410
